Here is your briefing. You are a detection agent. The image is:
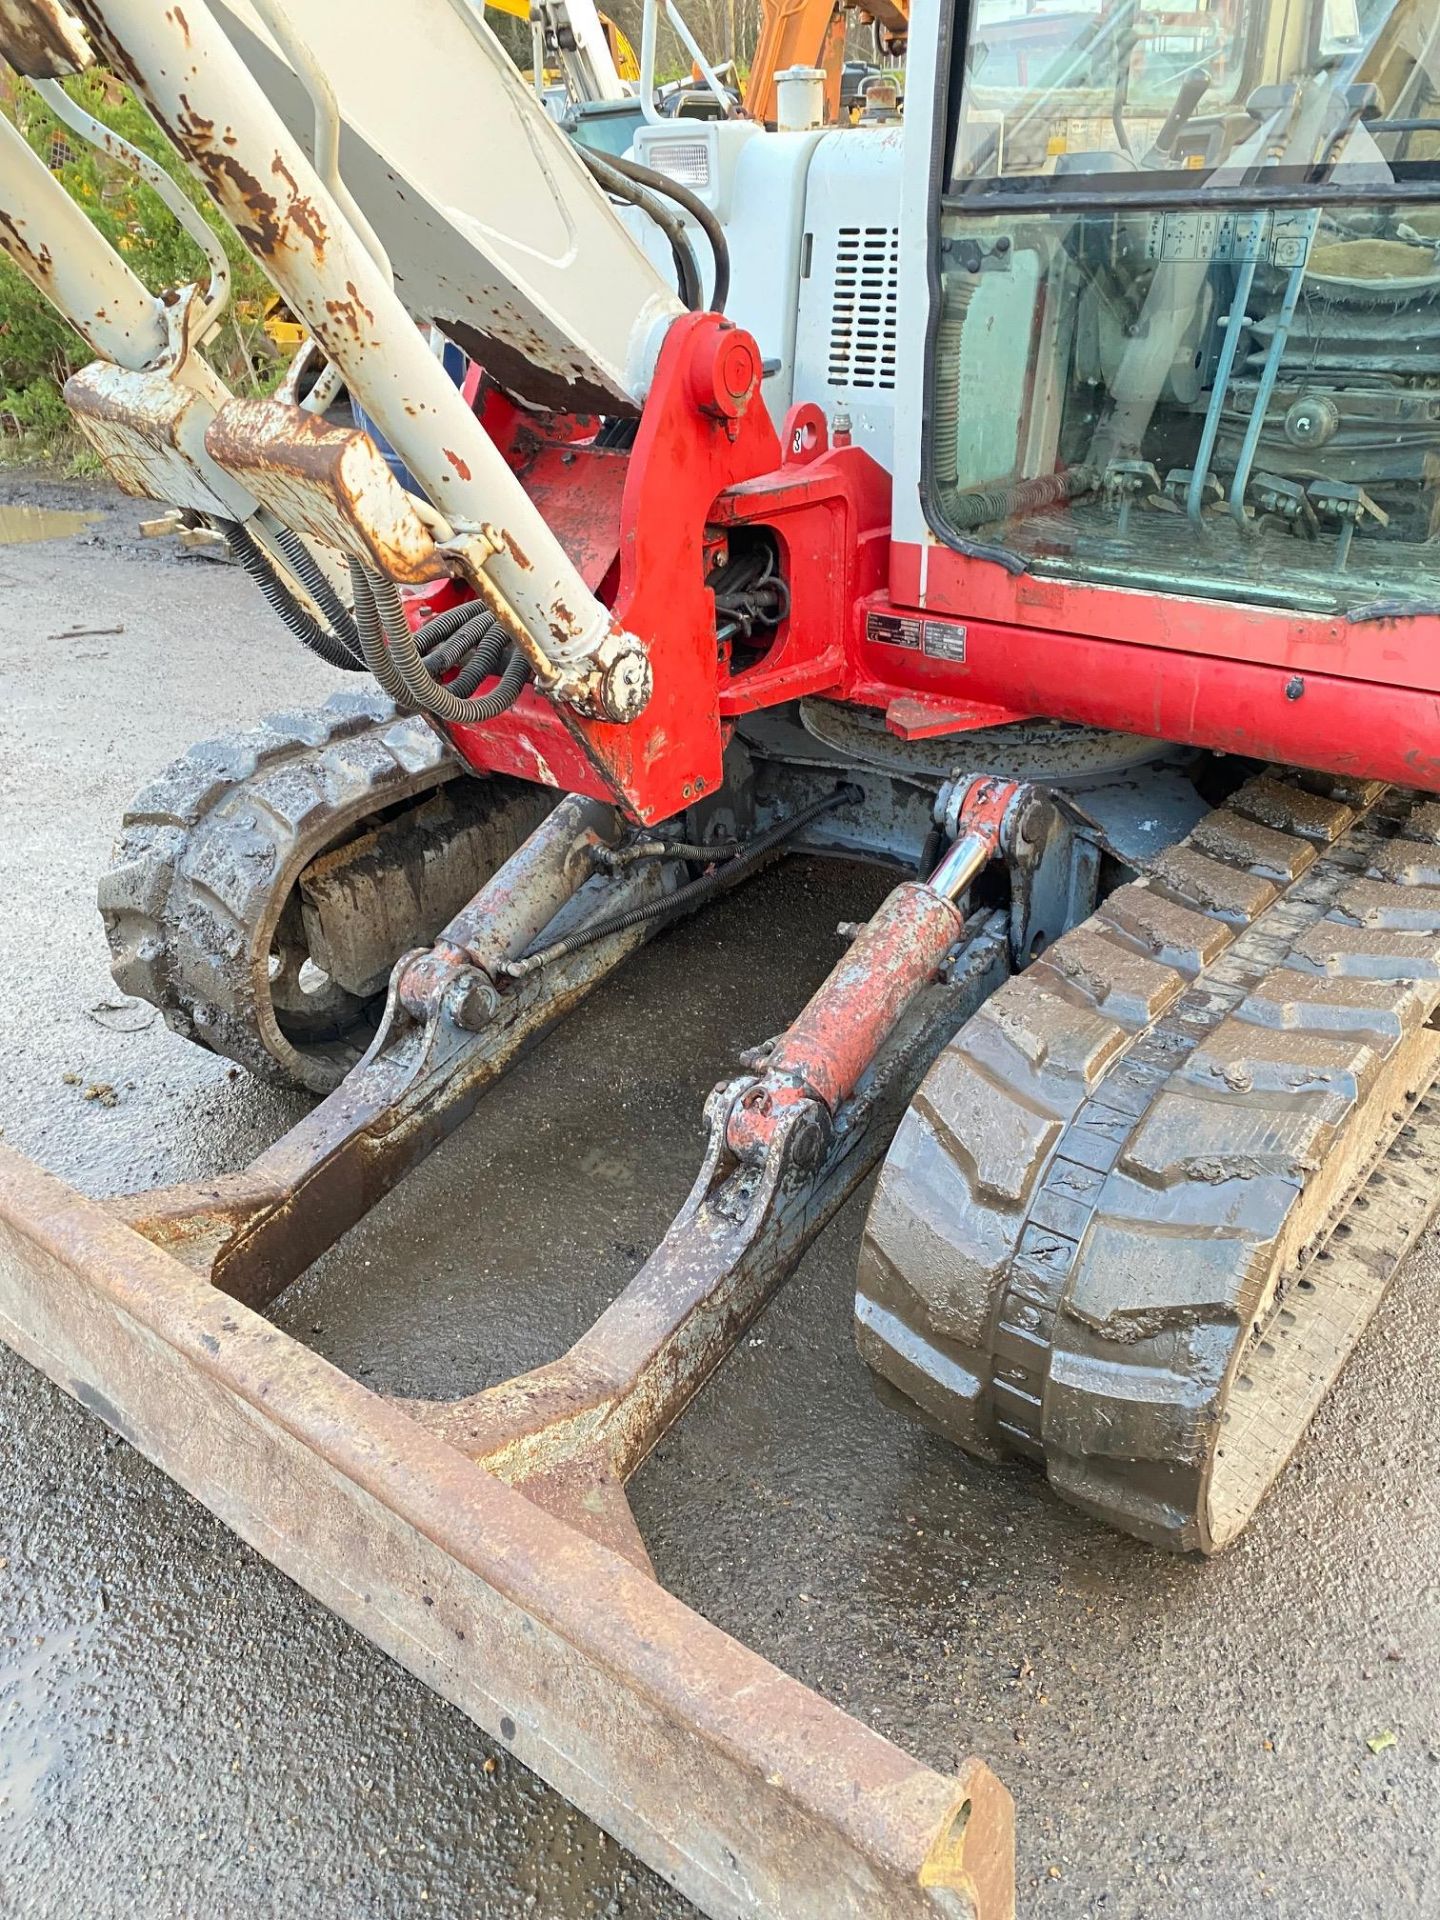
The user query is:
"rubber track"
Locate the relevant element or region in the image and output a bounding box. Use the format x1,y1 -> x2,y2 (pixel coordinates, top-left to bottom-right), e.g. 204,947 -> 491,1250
98,691 -> 460,1094
857,772 -> 1440,1551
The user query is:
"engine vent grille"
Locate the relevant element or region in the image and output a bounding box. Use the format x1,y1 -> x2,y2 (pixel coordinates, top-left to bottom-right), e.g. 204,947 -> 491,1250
827,226 -> 899,391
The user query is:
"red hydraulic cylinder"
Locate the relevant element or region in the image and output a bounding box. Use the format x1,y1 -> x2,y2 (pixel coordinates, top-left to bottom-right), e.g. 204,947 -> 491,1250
726,881 -> 965,1160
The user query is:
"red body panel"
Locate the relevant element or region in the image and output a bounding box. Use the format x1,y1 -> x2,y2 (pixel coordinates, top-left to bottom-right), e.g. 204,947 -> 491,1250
422,352 -> 1440,813
872,542 -> 1440,790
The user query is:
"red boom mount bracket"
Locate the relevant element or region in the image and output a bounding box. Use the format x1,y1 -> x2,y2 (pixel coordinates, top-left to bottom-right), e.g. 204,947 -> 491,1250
430,317 -> 894,827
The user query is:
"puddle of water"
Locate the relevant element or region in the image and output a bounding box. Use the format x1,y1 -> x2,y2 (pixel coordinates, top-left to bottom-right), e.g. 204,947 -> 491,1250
0,503 -> 100,545
0,1623 -> 85,1840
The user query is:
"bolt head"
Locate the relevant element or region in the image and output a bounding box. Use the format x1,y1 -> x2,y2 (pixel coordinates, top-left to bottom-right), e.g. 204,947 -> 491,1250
787,1107 -> 829,1173
447,969 -> 498,1031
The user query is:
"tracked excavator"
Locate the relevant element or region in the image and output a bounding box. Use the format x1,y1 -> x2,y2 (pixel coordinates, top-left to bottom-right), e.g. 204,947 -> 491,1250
3,0 -> 1440,1911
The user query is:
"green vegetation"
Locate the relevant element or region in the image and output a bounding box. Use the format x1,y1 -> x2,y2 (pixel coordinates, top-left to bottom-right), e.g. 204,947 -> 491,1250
0,73 -> 276,462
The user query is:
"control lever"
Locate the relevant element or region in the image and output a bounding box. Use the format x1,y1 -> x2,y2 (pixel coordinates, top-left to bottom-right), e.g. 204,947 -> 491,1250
1148,67 -> 1212,164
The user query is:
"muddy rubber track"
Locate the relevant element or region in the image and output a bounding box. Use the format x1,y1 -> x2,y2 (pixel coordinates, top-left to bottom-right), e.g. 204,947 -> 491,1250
99,691 -> 463,1094
857,772 -> 1440,1551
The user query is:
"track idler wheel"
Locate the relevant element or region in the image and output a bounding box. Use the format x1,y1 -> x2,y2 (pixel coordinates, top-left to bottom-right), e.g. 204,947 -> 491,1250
857,773 -> 1440,1551
99,690 -> 552,1093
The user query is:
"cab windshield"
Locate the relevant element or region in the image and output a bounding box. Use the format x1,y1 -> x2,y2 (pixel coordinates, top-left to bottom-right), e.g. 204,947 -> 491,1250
929,0 -> 1440,616
952,0 -> 1415,188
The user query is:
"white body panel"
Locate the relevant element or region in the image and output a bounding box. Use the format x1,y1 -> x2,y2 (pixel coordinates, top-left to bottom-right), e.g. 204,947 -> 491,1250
791,126 -> 906,468
624,121 -> 826,422
624,119 -> 908,467
208,0 -> 680,414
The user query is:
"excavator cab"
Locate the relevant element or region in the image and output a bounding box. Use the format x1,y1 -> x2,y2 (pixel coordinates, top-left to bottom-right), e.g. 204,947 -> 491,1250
923,0 -> 1440,612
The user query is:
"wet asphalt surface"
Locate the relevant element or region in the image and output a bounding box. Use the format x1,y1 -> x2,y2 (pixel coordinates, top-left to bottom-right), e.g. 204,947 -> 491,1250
0,477 -> 1437,1919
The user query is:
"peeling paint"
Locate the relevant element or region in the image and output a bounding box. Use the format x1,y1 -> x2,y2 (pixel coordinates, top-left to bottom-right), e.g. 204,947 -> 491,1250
0,0 -> 94,79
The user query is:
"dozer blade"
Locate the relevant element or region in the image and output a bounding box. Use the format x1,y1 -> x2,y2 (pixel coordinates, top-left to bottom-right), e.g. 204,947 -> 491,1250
859,774 -> 1440,1552
0,1149 -> 1009,1920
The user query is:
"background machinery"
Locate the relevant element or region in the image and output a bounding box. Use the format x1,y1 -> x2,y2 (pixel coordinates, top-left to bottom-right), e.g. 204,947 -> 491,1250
745,0 -> 908,125
2,0 -> 1440,1911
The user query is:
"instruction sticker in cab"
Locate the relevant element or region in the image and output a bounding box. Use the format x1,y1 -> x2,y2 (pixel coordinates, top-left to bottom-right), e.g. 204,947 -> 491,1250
866,612 -> 968,663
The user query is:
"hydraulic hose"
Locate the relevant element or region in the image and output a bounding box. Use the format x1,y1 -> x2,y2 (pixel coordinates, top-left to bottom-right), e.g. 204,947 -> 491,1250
598,836 -> 748,867
448,629 -> 510,699
347,557 -> 418,708
932,274 -> 978,498
941,466 -> 1099,531
933,264 -> 1099,532
447,645 -> 532,721
269,523 -> 365,660
423,609 -> 504,677
502,785 -> 862,978
220,518 -> 367,672
595,148 -> 730,313
367,568 -> 532,725
579,145 -> 702,310
416,599 -> 494,657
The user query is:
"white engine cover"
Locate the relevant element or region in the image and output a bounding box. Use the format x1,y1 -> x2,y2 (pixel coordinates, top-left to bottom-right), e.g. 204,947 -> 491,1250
622,120 -> 903,468
790,126 -> 904,469
625,121 -> 824,424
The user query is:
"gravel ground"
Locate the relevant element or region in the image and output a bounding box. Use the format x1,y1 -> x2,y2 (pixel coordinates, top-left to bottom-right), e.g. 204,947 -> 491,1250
0,477 -> 1436,1918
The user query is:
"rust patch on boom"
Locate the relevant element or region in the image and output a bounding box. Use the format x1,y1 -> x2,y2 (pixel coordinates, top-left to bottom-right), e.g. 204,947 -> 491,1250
0,0 -> 94,78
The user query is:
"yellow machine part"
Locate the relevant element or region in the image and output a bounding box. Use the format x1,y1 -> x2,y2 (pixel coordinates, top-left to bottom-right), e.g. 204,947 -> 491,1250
484,0 -> 641,82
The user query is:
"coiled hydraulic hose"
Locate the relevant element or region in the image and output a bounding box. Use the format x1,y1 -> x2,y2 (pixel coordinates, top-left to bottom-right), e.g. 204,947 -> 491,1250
942,467 -> 1099,531
931,275 -> 977,501
423,608 -> 504,676
365,567 -> 532,724
450,645 -> 532,721
268,523 -> 365,660
931,274 -> 1099,533
346,556 -> 418,708
220,518 -> 366,671
579,145 -> 702,311
595,147 -> 730,314
416,598 -> 494,657
448,628 -> 509,699
502,785 -> 862,978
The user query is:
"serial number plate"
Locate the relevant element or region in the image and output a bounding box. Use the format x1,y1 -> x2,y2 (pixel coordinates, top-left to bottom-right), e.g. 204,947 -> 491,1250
866,611 -> 967,663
